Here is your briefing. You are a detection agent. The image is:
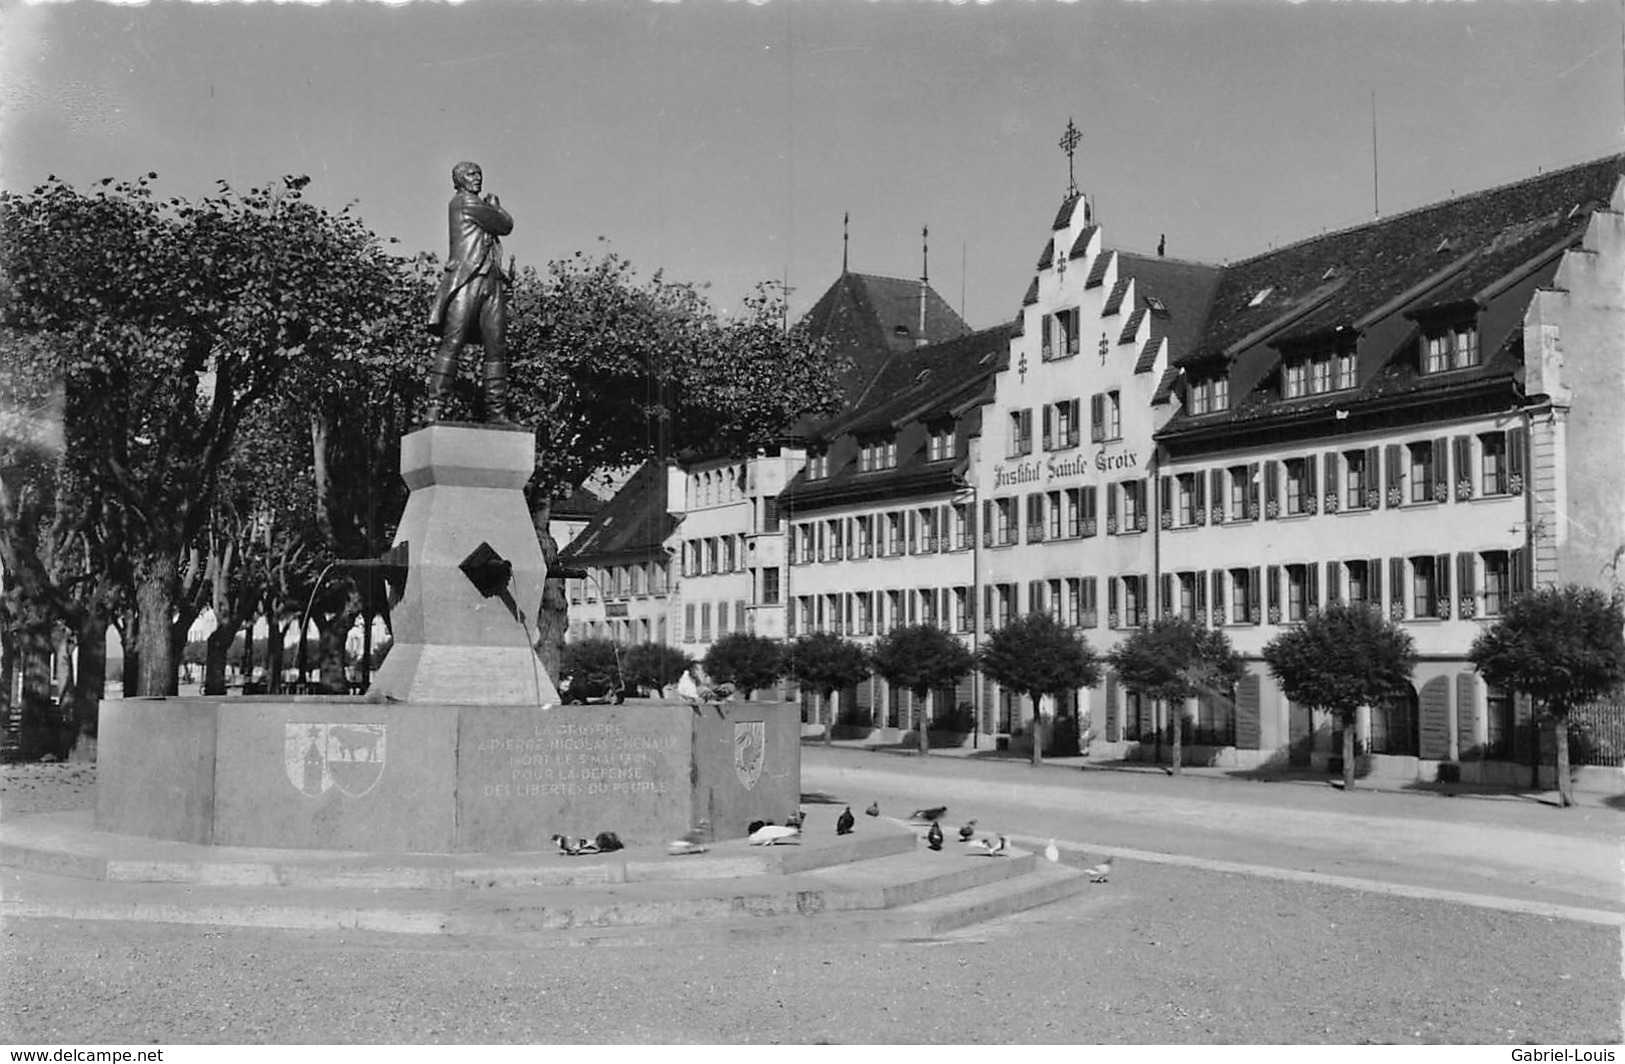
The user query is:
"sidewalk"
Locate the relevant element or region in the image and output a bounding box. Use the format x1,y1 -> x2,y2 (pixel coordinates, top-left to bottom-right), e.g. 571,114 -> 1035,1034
800,731 -> 1622,811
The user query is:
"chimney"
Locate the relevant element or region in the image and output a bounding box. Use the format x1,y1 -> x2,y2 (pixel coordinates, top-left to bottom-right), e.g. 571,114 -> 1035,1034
1157,234 -> 1166,258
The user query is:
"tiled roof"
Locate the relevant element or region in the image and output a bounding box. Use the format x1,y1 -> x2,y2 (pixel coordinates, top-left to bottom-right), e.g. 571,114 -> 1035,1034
784,324 -> 1011,511
1085,249 -> 1113,289
1133,338 -> 1161,375
1118,305 -> 1147,345
1102,276 -> 1131,316
1021,276 -> 1039,306
550,485 -> 608,520
798,271 -> 972,403
1159,153 -> 1625,441
1036,237 -> 1055,271
1053,192 -> 1083,231
1068,225 -> 1100,260
557,460 -> 676,565
1112,253 -> 1224,374
1150,365 -> 1180,405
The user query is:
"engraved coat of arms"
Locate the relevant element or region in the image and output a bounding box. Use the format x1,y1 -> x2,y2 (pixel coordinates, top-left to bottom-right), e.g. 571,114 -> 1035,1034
284,723 -> 387,798
734,720 -> 766,790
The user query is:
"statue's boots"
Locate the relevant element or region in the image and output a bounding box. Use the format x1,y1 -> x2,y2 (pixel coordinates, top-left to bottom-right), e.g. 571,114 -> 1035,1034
482,359 -> 517,427
424,351 -> 458,423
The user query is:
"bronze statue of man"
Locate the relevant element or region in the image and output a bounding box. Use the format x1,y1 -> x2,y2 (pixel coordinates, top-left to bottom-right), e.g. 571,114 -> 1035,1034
426,160 -> 515,423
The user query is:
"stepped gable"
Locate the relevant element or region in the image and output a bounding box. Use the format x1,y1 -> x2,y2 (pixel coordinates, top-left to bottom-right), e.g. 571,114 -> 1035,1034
556,460 -> 674,566
1164,154 -> 1625,433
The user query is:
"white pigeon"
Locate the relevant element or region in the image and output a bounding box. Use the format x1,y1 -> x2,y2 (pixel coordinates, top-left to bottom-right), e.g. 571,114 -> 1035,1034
1043,838 -> 1060,864
676,669 -> 700,704
1085,857 -> 1114,883
748,823 -> 801,846
967,834 -> 1008,857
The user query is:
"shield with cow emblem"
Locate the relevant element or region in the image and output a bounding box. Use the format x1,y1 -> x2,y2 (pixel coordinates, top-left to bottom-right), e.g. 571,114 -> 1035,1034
284,723 -> 387,798
734,720 -> 766,790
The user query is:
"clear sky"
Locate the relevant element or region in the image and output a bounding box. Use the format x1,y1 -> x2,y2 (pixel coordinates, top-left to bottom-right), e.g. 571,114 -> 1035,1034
2,0 -> 1619,331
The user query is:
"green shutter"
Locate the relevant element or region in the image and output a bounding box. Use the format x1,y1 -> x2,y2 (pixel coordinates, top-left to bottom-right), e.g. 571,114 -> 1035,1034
1419,676 -> 1451,760
1325,560 -> 1342,604
1235,673 -> 1262,750
1389,557 -> 1407,618
1456,672 -> 1479,760
1248,566 -> 1262,624
1264,460 -> 1279,519
1385,444 -> 1403,507
1105,673 -> 1120,742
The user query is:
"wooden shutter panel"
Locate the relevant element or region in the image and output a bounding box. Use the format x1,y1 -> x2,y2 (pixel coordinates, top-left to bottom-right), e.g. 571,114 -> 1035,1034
1248,566 -> 1262,624
1107,481 -> 1118,533
1456,672 -> 1479,760
1458,551 -> 1475,611
1105,673 -> 1120,742
1435,552 -> 1451,617
1510,546 -> 1528,595
1160,573 -> 1174,617
1390,557 -> 1407,617
1248,462 -> 1261,518
1160,476 -> 1173,526
1266,564 -> 1281,620
1210,469 -> 1225,522
1090,393 -> 1105,442
1305,454 -> 1318,511
1419,676 -> 1451,760
1369,556 -> 1383,611
1324,451 -> 1340,500
1042,404 -> 1053,449
1453,436 -> 1472,500
1235,673 -> 1262,750
983,585 -> 993,627
1433,436 -> 1449,502
1264,460 -> 1279,519
1211,569 -> 1226,623
1508,425 -> 1528,494
1325,560 -> 1342,604
1307,563 -> 1320,613
1108,576 -> 1119,627
1385,444 -> 1403,507
1194,469 -> 1207,517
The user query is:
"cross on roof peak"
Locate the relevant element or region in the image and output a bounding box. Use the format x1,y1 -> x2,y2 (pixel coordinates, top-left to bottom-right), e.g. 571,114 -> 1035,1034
1059,118 -> 1082,196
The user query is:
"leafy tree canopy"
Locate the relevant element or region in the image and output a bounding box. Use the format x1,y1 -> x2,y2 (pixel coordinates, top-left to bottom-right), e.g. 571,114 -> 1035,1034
1262,602 -> 1417,723
702,632 -> 784,700
786,632 -> 871,697
622,641 -> 692,693
1106,617 -> 1243,704
1470,585 -> 1625,717
979,613 -> 1100,703
871,624 -> 975,698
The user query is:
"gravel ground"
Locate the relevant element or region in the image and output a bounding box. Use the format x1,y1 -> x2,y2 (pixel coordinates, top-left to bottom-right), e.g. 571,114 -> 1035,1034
3,762 -> 1619,1045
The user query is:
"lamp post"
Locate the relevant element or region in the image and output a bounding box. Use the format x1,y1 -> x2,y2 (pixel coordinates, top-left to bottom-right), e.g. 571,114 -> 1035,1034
952,472 -> 981,749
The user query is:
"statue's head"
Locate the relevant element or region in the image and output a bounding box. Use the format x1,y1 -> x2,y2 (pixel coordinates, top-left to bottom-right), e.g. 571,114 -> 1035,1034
451,161 -> 482,192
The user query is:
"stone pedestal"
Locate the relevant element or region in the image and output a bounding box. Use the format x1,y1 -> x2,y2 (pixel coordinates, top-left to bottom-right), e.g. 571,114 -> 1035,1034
369,422 -> 559,705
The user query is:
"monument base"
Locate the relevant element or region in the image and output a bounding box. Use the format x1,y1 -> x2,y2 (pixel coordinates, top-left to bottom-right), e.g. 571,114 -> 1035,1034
96,696 -> 800,852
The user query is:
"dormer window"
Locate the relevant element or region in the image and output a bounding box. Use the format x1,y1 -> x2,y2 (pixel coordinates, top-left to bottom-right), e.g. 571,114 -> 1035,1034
1422,322 -> 1479,374
807,449 -> 830,481
1187,375 -> 1229,416
926,421 -> 957,462
858,435 -> 897,473
1281,348 -> 1356,399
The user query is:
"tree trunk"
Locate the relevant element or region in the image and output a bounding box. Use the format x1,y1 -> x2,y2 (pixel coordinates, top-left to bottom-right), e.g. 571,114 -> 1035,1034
134,552 -> 178,697
529,495 -> 566,682
1170,697 -> 1183,775
1553,713 -> 1574,808
203,626 -> 233,695
67,610 -> 108,756
1342,713 -> 1357,791
916,690 -> 930,756
265,619 -> 287,695
1029,693 -> 1043,767
317,602 -> 357,693
17,611 -> 57,756
824,688 -> 834,744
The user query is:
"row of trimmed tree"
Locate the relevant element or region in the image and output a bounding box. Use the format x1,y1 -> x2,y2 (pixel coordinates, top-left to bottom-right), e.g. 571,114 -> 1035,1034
0,174 -> 846,755
589,585 -> 1623,808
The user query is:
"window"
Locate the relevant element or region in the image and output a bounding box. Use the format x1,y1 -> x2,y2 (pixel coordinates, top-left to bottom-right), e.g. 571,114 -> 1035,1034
763,497 -> 781,532
1057,307 -> 1080,358
699,603 -> 712,641
1230,567 -> 1260,624
885,511 -> 905,555
953,504 -> 973,550
1120,480 -> 1144,533
806,450 -> 829,480
1408,442 -> 1435,505
1176,474 -> 1198,525
926,422 -> 956,462
1045,490 -> 1063,541
1187,375 -> 1229,416
1485,685 -> 1513,759
1009,409 -> 1033,457
1334,352 -> 1356,391
1283,360 -> 1308,399
1285,563 -> 1314,622
1193,690 -> 1236,747
1228,465 -> 1254,521
859,436 -> 897,473
1422,323 -> 1480,373
953,587 -> 973,633
823,519 -> 843,561
1045,399 -> 1081,450
683,604 -> 696,643
1480,433 -> 1507,496
1105,390 -> 1121,440
1345,560 -> 1371,608
1090,390 -> 1122,442
1410,555 -> 1441,619
1344,449 -> 1373,510
1482,551 -> 1509,617
705,538 -> 719,574
993,498 -> 1016,546
1121,575 -> 1146,628
1177,572 -> 1199,622
1284,458 -> 1309,516
761,567 -> 780,605
1025,494 -> 1045,543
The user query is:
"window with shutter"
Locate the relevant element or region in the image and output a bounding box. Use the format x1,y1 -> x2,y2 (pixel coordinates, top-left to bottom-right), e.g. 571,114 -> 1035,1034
1385,444 -> 1404,507
1247,566 -> 1262,624
1390,557 -> 1408,620
1507,426 -> 1527,494
1325,560 -> 1341,604
1452,436 -> 1473,500
1369,556 -> 1383,612
1323,452 -> 1340,513
1266,564 -> 1281,623
1210,569 -> 1226,626
1264,460 -> 1280,519
1090,393 -> 1105,443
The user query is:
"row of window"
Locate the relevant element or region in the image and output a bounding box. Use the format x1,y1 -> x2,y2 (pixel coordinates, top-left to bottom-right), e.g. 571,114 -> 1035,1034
680,534 -> 749,578
791,506 -> 975,564
1008,391 -> 1122,457
688,465 -> 747,509
566,561 -> 671,602
681,600 -> 756,644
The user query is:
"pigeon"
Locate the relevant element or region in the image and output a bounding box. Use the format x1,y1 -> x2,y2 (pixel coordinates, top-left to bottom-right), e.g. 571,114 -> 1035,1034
967,834 -> 1008,857
550,833 -> 575,855
926,821 -> 944,851
836,807 -> 855,836
865,801 -> 880,817
572,837 -> 600,855
747,819 -> 769,835
785,808 -> 807,829
668,821 -> 711,856
910,806 -> 947,822
1085,857 -> 1114,883
1043,838 -> 1060,864
957,820 -> 978,842
749,823 -> 801,846
595,831 -> 624,853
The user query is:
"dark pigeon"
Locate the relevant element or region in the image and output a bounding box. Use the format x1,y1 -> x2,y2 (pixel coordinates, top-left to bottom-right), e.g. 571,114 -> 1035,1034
836,807 -> 855,835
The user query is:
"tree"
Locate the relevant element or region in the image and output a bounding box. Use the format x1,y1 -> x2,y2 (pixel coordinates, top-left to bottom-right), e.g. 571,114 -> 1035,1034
702,632 -> 783,700
979,614 -> 1101,766
1469,585 -> 1625,808
1263,602 -> 1418,791
621,641 -> 691,697
1106,617 -> 1244,775
560,638 -> 624,693
870,624 -> 976,756
785,631 -> 871,743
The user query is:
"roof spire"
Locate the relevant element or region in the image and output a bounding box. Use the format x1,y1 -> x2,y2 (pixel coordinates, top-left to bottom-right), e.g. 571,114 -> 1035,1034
1059,117 -> 1082,197
842,211 -> 849,274
918,225 -> 929,345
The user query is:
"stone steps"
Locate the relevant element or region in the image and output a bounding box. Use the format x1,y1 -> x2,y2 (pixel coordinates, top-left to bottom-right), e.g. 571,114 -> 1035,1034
0,812 -> 1089,946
